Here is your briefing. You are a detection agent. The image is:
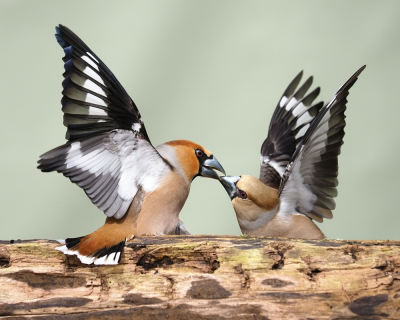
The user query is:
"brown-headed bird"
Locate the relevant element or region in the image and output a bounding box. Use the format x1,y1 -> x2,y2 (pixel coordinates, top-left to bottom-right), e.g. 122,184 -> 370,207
37,25 -> 225,265
220,66 -> 365,239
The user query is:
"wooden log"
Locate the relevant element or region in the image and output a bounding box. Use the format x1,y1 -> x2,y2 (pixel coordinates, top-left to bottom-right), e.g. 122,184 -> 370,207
0,236 -> 399,319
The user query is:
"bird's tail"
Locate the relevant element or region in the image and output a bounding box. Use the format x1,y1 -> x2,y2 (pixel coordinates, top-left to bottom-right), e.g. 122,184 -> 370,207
56,234 -> 126,265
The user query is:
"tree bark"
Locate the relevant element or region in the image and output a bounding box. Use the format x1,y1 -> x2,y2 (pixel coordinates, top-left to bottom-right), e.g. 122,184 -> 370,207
0,236 -> 399,319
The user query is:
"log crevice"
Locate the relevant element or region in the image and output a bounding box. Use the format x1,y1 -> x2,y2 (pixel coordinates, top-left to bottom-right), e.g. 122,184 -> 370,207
0,236 -> 399,319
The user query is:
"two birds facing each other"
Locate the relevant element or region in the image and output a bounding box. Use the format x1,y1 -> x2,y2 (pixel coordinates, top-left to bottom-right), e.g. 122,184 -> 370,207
38,25 -> 366,265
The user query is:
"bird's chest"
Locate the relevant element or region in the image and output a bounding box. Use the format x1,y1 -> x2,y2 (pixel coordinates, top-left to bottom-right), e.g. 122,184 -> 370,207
135,171 -> 190,235
237,206 -> 279,236
248,213 -> 325,239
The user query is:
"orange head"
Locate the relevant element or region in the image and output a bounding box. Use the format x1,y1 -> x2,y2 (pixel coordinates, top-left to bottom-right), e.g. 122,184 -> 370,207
162,140 -> 225,181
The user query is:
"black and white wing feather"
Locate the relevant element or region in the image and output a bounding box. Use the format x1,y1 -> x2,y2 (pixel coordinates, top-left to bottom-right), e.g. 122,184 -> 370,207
38,25 -> 169,219
260,72 -> 324,189
55,24 -> 150,142
278,65 -> 366,222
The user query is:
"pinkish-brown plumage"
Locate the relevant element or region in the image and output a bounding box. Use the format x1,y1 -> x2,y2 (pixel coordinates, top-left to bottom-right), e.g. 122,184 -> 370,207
39,25 -> 225,264
220,66 -> 365,239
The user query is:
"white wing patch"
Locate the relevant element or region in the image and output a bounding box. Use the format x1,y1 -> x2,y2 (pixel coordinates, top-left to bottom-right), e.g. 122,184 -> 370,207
63,103 -> 108,116
118,138 -> 169,200
86,51 -> 99,63
72,59 -> 105,85
277,64 -> 366,221
291,101 -> 308,117
40,130 -> 170,220
70,72 -> 107,97
285,97 -> 298,111
279,96 -> 288,107
131,122 -> 142,131
81,55 -> 99,70
64,86 -> 107,107
294,124 -> 310,140
260,155 -> 286,176
279,157 -> 317,218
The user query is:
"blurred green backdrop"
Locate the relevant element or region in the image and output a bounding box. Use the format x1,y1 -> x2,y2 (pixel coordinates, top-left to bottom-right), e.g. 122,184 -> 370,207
1,0 -> 399,241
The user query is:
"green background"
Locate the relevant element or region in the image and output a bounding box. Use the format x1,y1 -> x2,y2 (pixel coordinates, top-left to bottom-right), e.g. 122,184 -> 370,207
1,1 -> 399,241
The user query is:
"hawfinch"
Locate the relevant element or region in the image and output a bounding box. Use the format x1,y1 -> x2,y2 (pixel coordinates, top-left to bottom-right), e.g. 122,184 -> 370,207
38,25 -> 225,264
220,66 -> 365,239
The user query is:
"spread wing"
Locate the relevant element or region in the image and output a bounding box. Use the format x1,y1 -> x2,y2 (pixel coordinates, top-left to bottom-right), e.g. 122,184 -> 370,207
38,25 -> 169,219
278,65 -> 366,222
55,24 -> 150,142
260,72 -> 324,189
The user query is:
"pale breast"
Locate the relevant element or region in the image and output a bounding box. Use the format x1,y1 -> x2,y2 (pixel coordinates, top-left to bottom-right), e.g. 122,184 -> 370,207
134,170 -> 191,236
236,206 -> 279,236
249,213 -> 325,239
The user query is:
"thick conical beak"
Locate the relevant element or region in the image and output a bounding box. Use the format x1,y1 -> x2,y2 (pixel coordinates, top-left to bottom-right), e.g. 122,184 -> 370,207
200,156 -> 226,179
219,176 -> 240,199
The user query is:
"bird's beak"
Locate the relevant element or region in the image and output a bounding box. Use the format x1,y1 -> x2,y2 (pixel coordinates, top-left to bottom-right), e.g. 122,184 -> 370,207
219,176 -> 240,200
200,156 -> 226,180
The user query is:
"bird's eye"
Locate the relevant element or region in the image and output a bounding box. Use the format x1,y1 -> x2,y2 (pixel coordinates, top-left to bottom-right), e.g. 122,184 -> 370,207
195,149 -> 204,158
239,190 -> 248,199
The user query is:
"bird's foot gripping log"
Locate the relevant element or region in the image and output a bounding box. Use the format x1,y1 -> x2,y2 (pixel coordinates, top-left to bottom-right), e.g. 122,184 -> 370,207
37,25 -> 225,265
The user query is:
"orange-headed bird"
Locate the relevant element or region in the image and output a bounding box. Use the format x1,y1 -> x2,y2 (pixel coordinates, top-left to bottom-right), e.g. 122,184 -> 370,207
38,25 -> 225,264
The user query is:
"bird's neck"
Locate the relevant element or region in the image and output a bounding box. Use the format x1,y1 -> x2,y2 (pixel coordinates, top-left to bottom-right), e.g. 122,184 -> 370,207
234,183 -> 281,235
237,205 -> 279,235
156,143 -> 197,182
